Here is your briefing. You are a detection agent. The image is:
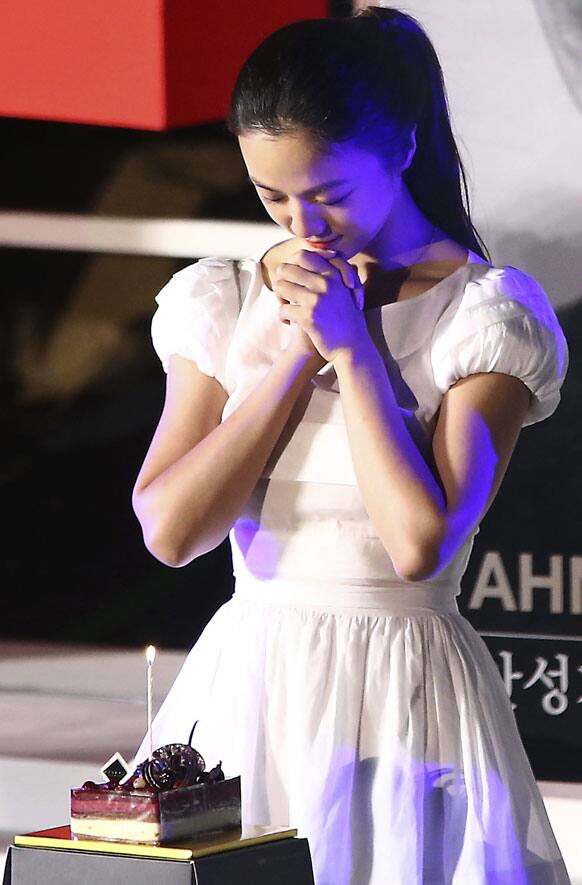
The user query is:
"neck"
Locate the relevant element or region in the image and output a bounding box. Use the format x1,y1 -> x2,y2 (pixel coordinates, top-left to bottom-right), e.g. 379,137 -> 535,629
352,179 -> 442,277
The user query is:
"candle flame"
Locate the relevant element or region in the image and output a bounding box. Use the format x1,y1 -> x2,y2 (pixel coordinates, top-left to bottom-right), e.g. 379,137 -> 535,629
146,645 -> 156,666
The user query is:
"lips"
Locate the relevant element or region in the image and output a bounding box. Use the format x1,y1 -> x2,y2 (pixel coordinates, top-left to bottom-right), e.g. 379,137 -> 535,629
306,236 -> 340,250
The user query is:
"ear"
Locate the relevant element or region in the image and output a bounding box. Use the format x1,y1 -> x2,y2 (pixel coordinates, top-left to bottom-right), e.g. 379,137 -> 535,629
401,126 -> 417,172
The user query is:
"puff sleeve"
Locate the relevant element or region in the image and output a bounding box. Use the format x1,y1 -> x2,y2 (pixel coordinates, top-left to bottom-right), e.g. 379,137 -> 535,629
431,266 -> 568,426
150,257 -> 241,390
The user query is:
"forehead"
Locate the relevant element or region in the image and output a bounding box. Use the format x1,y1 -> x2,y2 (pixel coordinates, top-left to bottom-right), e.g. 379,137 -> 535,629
238,130 -> 381,192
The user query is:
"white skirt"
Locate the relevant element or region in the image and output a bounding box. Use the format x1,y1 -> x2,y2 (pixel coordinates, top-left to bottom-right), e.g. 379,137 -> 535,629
134,576 -> 570,885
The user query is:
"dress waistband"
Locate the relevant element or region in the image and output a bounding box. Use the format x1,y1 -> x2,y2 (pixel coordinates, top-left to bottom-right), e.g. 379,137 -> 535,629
232,574 -> 459,615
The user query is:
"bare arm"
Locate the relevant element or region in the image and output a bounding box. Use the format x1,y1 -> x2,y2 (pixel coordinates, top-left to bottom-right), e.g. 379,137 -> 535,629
274,247 -> 532,582
132,347 -> 322,567
334,342 -> 531,581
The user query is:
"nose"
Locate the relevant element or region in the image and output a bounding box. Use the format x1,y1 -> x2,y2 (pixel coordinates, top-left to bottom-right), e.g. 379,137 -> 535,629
289,200 -> 328,239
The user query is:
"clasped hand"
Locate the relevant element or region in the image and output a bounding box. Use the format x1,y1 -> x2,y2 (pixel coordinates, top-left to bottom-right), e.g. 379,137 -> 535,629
273,248 -> 368,364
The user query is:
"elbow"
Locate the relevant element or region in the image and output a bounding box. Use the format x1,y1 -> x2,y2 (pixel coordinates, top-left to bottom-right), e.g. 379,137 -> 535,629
388,522 -> 447,583
132,498 -> 193,568
147,541 -> 192,569
141,523 -> 193,568
131,488 -> 189,567
134,501 -> 225,568
394,517 -> 476,583
394,550 -> 441,583
147,529 -> 228,568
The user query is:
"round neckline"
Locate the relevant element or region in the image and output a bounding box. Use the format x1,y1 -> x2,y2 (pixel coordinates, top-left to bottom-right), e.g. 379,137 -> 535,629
377,250 -> 474,309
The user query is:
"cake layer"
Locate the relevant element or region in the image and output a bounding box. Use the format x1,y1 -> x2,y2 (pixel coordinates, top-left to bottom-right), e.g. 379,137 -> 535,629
71,789 -> 158,821
71,816 -> 160,844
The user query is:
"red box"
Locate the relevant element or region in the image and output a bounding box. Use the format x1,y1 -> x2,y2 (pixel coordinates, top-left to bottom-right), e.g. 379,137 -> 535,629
0,0 -> 329,130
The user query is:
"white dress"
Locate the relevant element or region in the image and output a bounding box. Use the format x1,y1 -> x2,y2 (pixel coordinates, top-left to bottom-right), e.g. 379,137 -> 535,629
134,247 -> 570,884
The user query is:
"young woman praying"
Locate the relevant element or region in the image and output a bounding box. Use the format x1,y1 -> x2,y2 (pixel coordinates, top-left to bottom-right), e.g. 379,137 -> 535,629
132,7 -> 570,882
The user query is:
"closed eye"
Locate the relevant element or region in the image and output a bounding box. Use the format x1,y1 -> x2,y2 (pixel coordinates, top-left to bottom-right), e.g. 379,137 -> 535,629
322,194 -> 350,206
262,193 -> 351,206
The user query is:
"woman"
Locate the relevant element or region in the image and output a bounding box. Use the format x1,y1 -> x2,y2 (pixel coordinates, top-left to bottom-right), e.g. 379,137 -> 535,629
132,7 -> 570,883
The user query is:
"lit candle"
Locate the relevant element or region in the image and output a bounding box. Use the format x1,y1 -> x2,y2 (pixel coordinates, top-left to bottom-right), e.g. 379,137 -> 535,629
146,645 -> 156,759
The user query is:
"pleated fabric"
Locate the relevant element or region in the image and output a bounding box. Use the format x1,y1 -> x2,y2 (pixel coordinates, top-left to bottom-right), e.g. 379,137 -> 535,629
134,577 -> 570,885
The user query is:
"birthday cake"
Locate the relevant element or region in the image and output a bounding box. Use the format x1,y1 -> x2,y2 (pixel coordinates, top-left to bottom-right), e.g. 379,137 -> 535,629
70,743 -> 241,845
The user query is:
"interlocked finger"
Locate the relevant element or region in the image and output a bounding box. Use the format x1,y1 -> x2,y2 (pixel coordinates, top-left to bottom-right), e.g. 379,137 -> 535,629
274,277 -> 319,307
275,261 -> 334,294
278,302 -> 310,326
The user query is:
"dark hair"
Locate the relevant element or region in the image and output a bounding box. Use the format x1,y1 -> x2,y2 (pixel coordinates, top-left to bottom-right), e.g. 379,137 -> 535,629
228,6 -> 489,261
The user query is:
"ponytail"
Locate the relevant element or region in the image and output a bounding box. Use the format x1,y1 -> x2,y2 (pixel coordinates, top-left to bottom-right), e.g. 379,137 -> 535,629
228,7 -> 489,261
354,7 -> 490,261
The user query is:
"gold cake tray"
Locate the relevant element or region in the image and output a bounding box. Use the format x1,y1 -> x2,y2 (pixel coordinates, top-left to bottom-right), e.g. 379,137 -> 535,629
14,824 -> 298,862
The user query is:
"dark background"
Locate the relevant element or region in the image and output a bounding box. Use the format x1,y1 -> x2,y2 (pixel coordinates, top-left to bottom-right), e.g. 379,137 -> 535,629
2,117 -> 258,648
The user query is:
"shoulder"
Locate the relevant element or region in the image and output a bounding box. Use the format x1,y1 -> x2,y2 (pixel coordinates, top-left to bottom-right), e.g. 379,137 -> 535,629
151,256 -> 259,377
153,255 -> 266,316
433,260 -> 566,347
156,257 -> 242,304
442,262 -> 562,331
432,261 -> 568,426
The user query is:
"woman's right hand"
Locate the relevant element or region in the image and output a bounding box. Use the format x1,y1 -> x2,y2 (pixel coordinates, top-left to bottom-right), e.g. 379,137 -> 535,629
277,248 -> 364,371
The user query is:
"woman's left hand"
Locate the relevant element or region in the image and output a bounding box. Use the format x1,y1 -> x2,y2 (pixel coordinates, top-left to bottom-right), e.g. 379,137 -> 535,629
274,248 -> 368,363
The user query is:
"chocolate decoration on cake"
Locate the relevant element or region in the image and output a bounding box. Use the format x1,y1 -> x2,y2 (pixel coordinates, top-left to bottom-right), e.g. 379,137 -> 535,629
141,743 -> 205,790
187,719 -> 199,747
101,752 -> 131,785
142,758 -> 177,790
207,761 -> 225,783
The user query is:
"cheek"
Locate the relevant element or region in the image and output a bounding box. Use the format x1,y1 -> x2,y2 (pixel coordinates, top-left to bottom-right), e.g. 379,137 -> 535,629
261,201 -> 287,226
352,184 -> 395,228
343,199 -> 380,231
